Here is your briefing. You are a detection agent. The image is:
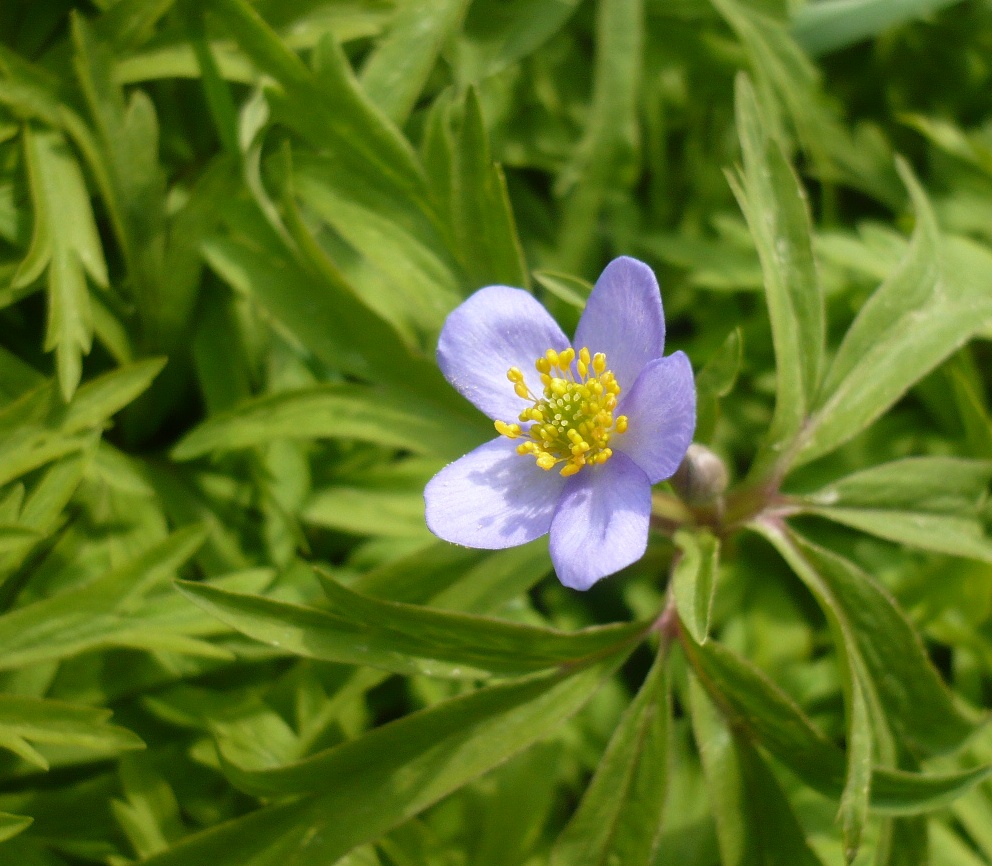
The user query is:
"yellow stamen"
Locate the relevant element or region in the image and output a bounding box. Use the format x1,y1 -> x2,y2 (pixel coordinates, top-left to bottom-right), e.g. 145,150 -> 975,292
493,345 -> 628,476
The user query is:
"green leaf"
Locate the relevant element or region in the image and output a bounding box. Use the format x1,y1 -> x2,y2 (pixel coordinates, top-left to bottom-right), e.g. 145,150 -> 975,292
471,744 -> 562,866
289,150 -> 461,343
0,455 -> 86,589
59,358 -> 166,433
682,635 -> 991,815
713,0 -> 902,207
795,457 -> 992,561
792,0 -> 965,57
208,0 -> 437,228
110,755 -> 184,860
186,8 -> 239,156
556,0 -> 643,272
141,654 -> 627,865
754,522 -> 981,756
803,510 -> 992,564
950,366 -> 992,458
199,225 -> 436,391
798,457 -> 992,515
0,525 -> 38,551
737,517 -> 879,860
0,812 -> 33,844
175,575 -> 647,678
452,87 -> 529,290
838,656 -> 873,861
359,0 -> 469,126
799,163 -> 992,465
455,0 -> 583,80
0,695 -> 144,769
532,270 -> 593,310
171,384 -> 484,462
71,15 -> 181,347
394,540 -> 552,615
730,74 -> 823,475
694,327 -> 743,443
19,126 -> 106,400
636,232 -> 763,293
302,485 -> 432,540
0,359 -> 163,488
688,672 -> 826,866
672,529 -> 720,645
878,816 -> 930,866
0,525 -> 206,670
550,645 -> 670,866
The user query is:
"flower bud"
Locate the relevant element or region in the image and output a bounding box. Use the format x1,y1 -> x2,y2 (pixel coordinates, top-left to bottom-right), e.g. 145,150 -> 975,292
670,444 -> 729,505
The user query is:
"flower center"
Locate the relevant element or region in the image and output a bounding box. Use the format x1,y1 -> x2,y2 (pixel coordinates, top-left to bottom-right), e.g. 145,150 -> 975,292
494,347 -> 628,477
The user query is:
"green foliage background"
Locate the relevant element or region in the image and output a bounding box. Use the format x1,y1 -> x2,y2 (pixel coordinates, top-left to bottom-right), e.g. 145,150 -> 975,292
1,0 -> 992,863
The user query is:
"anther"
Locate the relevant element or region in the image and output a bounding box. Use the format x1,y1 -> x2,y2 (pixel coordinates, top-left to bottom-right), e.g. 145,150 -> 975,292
494,420 -> 521,439
507,346 -> 627,477
536,454 -> 556,470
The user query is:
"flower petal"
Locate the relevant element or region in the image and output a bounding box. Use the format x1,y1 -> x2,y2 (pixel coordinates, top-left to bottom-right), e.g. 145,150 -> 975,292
549,453 -> 652,590
616,351 -> 696,483
437,286 -> 571,421
573,257 -> 665,389
425,437 -> 566,549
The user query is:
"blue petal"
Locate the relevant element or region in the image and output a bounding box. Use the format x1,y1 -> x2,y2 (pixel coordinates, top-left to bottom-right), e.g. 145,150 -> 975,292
437,286 -> 571,422
425,438 -> 566,549
573,257 -> 665,390
616,352 -> 696,483
549,453 -> 652,590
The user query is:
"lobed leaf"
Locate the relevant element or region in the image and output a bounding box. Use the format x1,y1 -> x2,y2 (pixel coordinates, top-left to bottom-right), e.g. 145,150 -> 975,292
556,0 -> 643,272
730,74 -> 824,476
0,360 -> 163,489
795,456 -> 992,562
551,644 -> 671,866
171,383 -> 485,462
694,328 -> 743,444
688,671 -> 826,866
0,695 -> 144,769
799,164 -> 992,465
792,0 -> 965,57
18,126 -> 106,400
673,529 -> 720,645
359,0 -> 469,126
752,522 -> 981,756
0,812 -> 33,844
452,87 -> 529,290
0,525 -> 206,671
141,654 -> 628,865
176,575 -> 648,679
683,635 -> 991,815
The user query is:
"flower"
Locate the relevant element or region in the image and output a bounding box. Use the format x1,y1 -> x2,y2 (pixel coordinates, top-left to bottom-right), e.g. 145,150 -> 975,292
424,257 -> 696,590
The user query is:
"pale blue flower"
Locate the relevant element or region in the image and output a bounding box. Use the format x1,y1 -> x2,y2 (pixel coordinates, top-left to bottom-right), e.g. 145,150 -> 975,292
425,257 -> 695,590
